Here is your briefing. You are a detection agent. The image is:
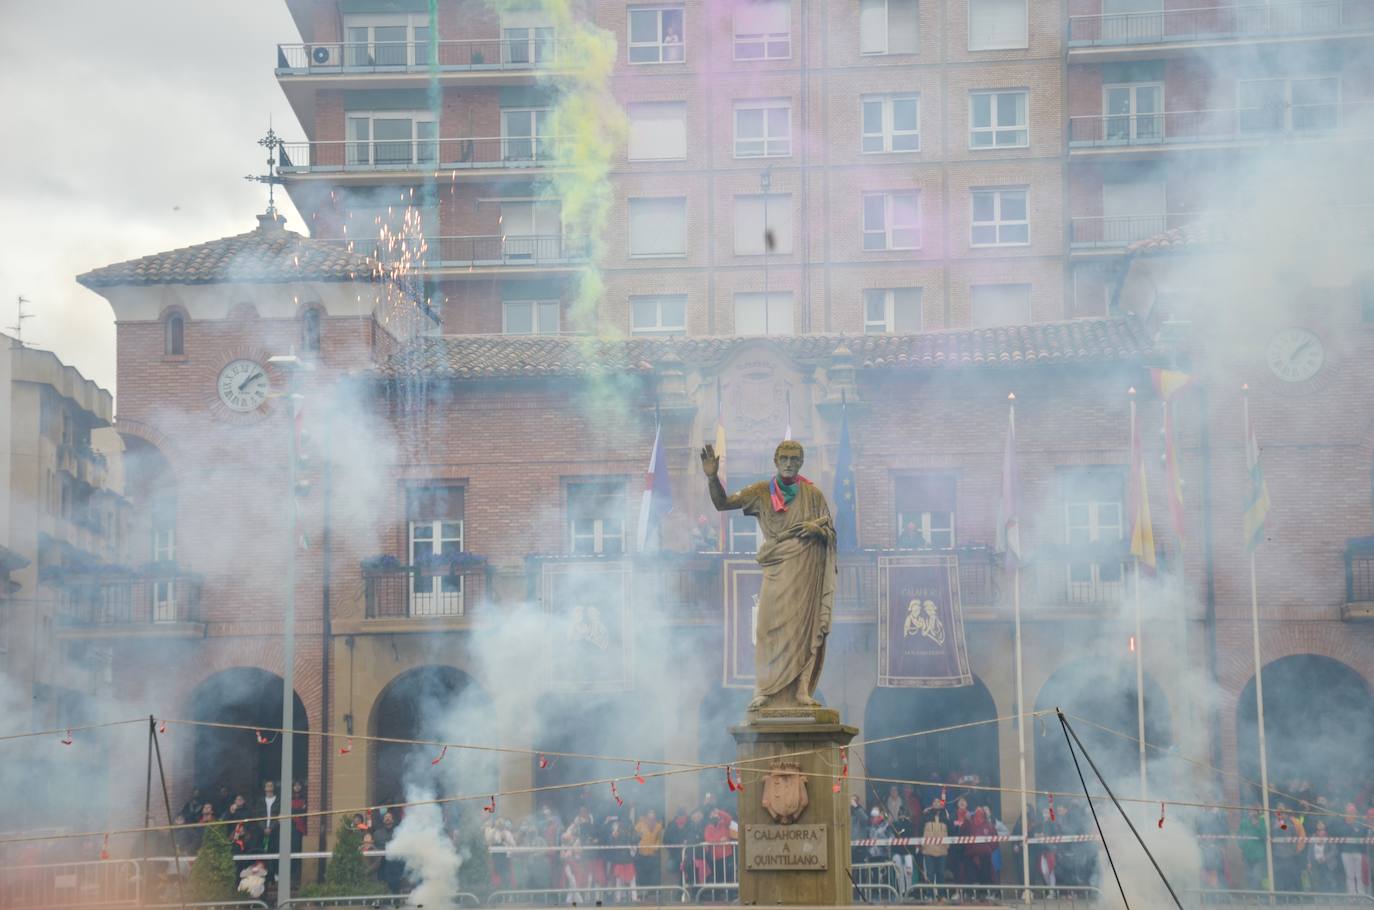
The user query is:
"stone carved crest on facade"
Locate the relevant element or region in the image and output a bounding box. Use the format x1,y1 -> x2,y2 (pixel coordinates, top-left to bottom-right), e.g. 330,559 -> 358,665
760,760 -> 809,824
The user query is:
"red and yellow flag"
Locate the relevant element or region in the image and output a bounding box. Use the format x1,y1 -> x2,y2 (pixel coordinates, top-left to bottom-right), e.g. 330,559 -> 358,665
1129,401 -> 1157,572
1151,369 -> 1194,543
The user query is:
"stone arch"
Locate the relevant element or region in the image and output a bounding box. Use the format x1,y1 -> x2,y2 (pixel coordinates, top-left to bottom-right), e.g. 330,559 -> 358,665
1033,658 -> 1172,800
367,665 -> 496,809
188,667 -> 309,801
1235,654 -> 1373,804
862,677 -> 1000,809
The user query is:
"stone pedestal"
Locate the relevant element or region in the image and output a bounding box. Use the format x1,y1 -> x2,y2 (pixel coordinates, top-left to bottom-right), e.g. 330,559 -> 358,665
731,709 -> 859,905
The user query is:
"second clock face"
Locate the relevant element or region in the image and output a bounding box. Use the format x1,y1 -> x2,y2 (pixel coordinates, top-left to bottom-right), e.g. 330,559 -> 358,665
217,359 -> 270,412
1266,328 -> 1325,383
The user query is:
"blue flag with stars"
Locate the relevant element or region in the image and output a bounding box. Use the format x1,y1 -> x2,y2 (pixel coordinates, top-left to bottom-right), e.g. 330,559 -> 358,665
833,400 -> 858,551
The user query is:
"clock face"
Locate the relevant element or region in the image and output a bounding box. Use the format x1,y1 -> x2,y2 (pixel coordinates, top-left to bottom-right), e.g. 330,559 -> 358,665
1266,328 -> 1324,383
217,359 -> 270,412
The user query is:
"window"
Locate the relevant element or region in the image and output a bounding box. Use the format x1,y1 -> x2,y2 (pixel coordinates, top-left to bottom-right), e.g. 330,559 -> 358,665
968,0 -> 1027,50
734,0 -> 791,59
969,91 -> 1028,148
503,300 -> 561,335
971,283 -> 1030,327
860,0 -> 919,54
502,107 -> 554,162
628,7 -> 685,63
1072,262 -> 1113,317
864,288 -> 923,333
1061,468 -> 1126,603
301,308 -> 321,354
153,580 -> 177,623
343,15 -> 431,67
568,482 -> 625,555
862,94 -> 920,153
631,295 -> 687,335
345,111 -> 436,166
628,101 -> 687,160
1104,83 -> 1163,142
734,101 -> 791,158
727,472 -> 768,552
151,492 -> 175,563
502,11 -> 557,64
896,474 -> 956,548
971,187 -> 1029,246
734,292 -> 794,335
1239,77 -> 1339,133
407,486 -> 465,616
500,200 -> 563,258
734,194 -> 793,255
862,191 -> 920,250
163,313 -> 184,356
629,197 -> 687,256
1102,178 -> 1165,243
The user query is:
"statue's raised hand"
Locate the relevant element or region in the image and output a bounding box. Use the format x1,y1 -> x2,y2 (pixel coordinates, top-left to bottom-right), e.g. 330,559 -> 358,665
699,444 -> 720,478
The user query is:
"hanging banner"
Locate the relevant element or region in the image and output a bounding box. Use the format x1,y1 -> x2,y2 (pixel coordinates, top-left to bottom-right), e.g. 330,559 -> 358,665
723,559 -> 763,689
878,554 -> 972,687
542,560 -> 634,692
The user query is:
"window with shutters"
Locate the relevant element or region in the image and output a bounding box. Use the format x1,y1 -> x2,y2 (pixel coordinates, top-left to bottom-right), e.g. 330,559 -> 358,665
629,197 -> 687,256
968,0 -> 1027,50
895,474 -> 956,548
568,482 -> 626,555
1060,467 -> 1126,603
628,101 -> 687,160
970,283 -> 1031,327
628,7 -> 685,63
860,0 -> 919,54
734,194 -> 793,255
734,0 -> 791,59
734,292 -> 794,335
407,486 -> 466,616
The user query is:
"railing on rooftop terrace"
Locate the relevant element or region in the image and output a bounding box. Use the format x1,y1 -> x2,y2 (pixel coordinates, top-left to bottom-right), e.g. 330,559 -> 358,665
1068,101 -> 1373,148
1069,0 -> 1374,47
276,37 -> 571,73
278,136 -> 563,175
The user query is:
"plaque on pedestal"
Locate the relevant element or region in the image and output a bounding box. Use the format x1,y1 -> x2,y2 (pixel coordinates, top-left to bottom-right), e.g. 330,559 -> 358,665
731,720 -> 858,906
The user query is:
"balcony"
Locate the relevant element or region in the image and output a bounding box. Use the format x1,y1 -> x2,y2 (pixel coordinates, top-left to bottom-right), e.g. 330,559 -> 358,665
278,136 -> 564,181
276,38 -> 572,77
1068,0 -> 1374,53
1068,102 -> 1372,152
1343,537 -> 1374,620
346,234 -> 590,275
57,444 -> 109,490
362,556 -> 490,620
1025,549 -> 1135,607
55,567 -> 203,632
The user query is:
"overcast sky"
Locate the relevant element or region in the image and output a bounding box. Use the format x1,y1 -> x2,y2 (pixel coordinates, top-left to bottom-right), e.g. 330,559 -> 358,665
0,0 -> 304,395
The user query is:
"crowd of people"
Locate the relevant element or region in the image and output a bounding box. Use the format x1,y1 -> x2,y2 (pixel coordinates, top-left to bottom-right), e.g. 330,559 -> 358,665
171,778 -> 307,874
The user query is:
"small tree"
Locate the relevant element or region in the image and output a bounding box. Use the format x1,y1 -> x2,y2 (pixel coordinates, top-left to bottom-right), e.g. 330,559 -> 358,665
301,819 -> 381,898
187,824 -> 237,903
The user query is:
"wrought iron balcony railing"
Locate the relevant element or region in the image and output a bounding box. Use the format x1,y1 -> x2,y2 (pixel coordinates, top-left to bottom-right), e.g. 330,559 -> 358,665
1068,102 -> 1371,148
1069,0 -> 1374,48
56,568 -> 203,626
277,37 -> 572,73
278,137 -> 563,175
363,558 -> 489,619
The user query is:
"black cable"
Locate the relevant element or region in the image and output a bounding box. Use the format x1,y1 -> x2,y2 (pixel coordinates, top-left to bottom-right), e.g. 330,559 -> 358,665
1058,710 -> 1185,910
151,717 -> 188,910
846,868 -> 870,904
1057,709 -> 1131,910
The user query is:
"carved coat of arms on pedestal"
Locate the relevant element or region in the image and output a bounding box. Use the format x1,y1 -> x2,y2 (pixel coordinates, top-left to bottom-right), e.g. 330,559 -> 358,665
760,760 -> 809,824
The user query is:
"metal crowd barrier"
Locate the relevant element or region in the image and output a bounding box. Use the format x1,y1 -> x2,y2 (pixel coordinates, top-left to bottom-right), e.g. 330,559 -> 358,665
690,882 -> 738,903
1188,890 -> 1374,908
905,882 -> 1101,907
0,858 -> 141,908
279,895 -> 478,909
487,884 -> 690,905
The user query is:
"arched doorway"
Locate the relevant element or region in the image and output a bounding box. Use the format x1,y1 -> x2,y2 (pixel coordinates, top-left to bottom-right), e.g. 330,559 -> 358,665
532,692 -> 663,821
863,679 -> 1000,812
369,666 -> 496,809
190,668 -> 309,802
1237,655 -> 1373,804
1033,659 -> 1171,799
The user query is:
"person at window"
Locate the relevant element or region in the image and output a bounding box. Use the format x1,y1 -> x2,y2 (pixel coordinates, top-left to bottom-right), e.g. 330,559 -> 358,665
663,23 -> 683,61
692,514 -> 720,552
898,521 -> 926,549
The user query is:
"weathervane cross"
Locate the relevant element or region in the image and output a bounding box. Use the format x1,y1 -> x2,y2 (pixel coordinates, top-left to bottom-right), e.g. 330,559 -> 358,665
244,125 -> 285,215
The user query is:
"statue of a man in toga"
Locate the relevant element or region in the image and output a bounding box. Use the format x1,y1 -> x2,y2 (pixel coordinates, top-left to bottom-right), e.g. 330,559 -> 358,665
700,440 -> 837,712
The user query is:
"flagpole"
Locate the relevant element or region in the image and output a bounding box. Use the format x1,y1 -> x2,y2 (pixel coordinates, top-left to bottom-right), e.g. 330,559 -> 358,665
1244,385 -> 1276,897
1008,394 -> 1031,904
1129,389 -> 1148,811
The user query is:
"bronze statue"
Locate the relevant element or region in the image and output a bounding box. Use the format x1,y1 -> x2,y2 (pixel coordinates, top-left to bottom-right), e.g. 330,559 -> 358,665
700,440 -> 837,712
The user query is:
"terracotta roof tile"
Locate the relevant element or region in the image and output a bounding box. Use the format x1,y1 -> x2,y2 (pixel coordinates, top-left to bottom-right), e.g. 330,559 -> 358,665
379,317 -> 1152,380
77,213 -> 384,288
1127,219 -> 1231,255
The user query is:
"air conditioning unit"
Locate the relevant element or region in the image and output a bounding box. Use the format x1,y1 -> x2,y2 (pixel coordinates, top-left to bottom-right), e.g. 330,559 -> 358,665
309,44 -> 340,67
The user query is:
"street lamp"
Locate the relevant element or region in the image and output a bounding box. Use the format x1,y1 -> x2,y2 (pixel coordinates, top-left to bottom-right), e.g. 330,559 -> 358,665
267,351 -> 312,900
